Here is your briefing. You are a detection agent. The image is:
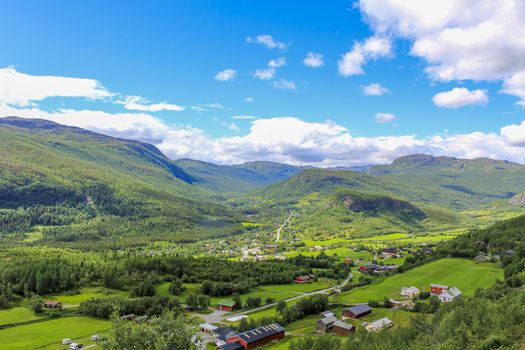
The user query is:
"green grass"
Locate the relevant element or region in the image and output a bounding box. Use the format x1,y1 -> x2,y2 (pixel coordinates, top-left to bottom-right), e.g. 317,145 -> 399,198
49,287 -> 127,305
354,233 -> 408,241
335,258 -> 503,304
0,307 -> 46,325
0,316 -> 110,350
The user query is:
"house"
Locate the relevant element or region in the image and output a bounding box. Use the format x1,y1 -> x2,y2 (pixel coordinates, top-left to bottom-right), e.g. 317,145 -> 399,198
365,317 -> 393,332
294,275 -> 313,284
217,299 -> 239,312
199,323 -> 218,335
319,310 -> 335,318
438,287 -> 462,302
121,314 -> 135,321
430,284 -> 449,295
380,248 -> 397,257
400,286 -> 420,297
316,315 -> 337,333
43,300 -> 62,308
332,320 -> 355,336
213,327 -> 239,346
221,323 -> 285,350
343,304 -> 372,319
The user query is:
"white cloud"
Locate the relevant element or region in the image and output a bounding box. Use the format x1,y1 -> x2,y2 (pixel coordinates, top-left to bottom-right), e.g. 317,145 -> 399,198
338,36 -> 392,77
357,0 -> 525,106
374,112 -> 398,124
243,97 -> 254,102
432,87 -> 488,108
268,57 -> 287,68
214,69 -> 236,81
253,68 -> 276,80
226,122 -> 240,131
0,67 -> 113,107
303,52 -> 325,68
233,115 -> 256,120
362,83 -> 390,96
273,79 -> 297,90
116,95 -> 185,112
246,35 -> 288,50
191,103 -> 224,112
2,105 -> 525,166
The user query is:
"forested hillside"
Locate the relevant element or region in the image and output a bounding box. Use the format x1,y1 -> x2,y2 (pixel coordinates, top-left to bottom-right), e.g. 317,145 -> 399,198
0,117 -> 240,248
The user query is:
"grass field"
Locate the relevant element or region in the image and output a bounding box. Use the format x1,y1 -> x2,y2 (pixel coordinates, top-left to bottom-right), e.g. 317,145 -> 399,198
335,258 -> 503,304
0,316 -> 110,350
0,307 -> 46,325
49,287 -> 127,306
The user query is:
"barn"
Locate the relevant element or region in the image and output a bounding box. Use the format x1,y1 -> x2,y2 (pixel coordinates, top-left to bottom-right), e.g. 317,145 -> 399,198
343,304 -> 372,319
221,323 -> 285,350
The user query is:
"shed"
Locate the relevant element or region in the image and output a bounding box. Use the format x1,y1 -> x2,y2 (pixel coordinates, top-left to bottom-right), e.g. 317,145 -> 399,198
332,320 -> 355,336
343,304 -> 372,319
316,315 -> 337,333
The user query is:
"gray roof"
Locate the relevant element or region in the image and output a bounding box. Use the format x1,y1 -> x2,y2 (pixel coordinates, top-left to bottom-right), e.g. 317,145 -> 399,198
220,343 -> 244,350
346,304 -> 372,315
333,320 -> 354,330
318,315 -> 337,325
235,323 -> 284,344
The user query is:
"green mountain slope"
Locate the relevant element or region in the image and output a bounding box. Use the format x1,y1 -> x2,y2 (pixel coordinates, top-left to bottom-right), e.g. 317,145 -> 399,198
173,158 -> 302,194
0,117 -> 240,247
368,154 -> 525,209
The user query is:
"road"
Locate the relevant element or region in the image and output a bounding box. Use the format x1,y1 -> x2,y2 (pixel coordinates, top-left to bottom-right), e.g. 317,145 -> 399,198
219,273 -> 353,322
275,211 -> 294,242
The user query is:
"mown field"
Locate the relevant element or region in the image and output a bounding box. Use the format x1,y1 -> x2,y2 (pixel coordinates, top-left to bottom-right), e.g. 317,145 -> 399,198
335,258 -> 503,304
0,316 -> 110,350
0,307 -> 47,325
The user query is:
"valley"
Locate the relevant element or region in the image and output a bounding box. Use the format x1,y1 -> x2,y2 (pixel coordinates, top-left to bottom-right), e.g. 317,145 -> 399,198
1,119 -> 525,349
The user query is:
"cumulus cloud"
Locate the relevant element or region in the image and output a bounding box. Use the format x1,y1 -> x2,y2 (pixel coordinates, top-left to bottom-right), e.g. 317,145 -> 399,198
374,112 -> 397,124
338,36 -> 392,76
0,67 -> 113,107
357,0 -> 525,106
214,69 -> 236,81
268,57 -> 287,68
432,87 -> 488,108
303,52 -> 325,68
253,68 -> 276,80
362,83 -> 390,96
246,35 -> 288,50
2,104 -> 525,166
116,95 -> 185,112
272,79 -> 297,90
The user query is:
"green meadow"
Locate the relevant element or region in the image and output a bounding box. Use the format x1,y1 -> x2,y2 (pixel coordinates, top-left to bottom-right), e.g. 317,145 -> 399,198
335,258 -> 503,304
0,307 -> 46,325
50,287 -> 128,306
0,316 -> 110,350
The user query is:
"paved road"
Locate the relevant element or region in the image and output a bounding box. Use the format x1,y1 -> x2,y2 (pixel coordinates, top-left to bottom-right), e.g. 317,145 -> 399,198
220,273 -> 353,322
275,211 -> 294,242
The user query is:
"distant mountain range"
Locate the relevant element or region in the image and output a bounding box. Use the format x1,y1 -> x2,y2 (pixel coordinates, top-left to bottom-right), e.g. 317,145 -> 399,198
1,117 -> 525,246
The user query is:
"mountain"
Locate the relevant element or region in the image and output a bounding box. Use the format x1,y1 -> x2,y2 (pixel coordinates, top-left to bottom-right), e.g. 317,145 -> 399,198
174,158 -> 302,194
367,154 -> 525,209
0,117 -> 240,248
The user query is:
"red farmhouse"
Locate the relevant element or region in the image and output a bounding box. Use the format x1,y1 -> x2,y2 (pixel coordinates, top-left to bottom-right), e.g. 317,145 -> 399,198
221,323 -> 285,350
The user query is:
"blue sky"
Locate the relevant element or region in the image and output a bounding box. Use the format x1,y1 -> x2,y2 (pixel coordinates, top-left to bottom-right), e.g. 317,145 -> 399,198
1,1 -> 525,166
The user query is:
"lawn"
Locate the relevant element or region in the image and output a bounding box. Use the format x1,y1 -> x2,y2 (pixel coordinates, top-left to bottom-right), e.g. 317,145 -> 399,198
0,316 -> 110,350
335,258 -> 503,304
0,307 -> 46,325
49,287 -> 127,306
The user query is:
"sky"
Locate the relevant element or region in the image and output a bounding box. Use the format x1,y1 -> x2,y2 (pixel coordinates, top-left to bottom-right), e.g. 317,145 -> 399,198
1,0 -> 525,166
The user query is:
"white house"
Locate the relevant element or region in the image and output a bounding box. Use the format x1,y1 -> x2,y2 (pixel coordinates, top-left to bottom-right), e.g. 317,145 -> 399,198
366,317 -> 393,332
400,286 -> 420,297
438,287 -> 462,302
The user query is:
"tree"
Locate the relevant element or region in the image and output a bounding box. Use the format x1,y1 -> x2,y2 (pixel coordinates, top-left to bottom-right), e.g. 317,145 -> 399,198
28,295 -> 43,313
102,310 -> 196,350
276,300 -> 287,313
232,293 -> 242,308
265,297 -> 275,305
169,279 -> 185,295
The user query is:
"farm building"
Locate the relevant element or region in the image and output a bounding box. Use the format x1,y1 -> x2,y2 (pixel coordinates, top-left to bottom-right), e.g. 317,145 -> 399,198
430,283 -> 449,295
217,299 -> 240,312
358,264 -> 397,275
316,315 -> 337,333
380,248 -> 397,257
319,310 -> 335,318
332,320 -> 355,336
220,323 -> 285,350
213,327 -> 240,346
199,323 -> 218,335
294,275 -> 313,284
400,286 -> 420,297
43,300 -> 62,308
121,314 -> 135,321
343,304 -> 372,319
365,317 -> 393,332
438,287 -> 462,302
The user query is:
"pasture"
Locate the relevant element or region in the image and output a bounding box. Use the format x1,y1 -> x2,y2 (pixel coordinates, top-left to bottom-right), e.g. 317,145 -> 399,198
335,258 -> 503,304
0,316 -> 110,350
0,307 -> 46,325
50,287 -> 127,306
